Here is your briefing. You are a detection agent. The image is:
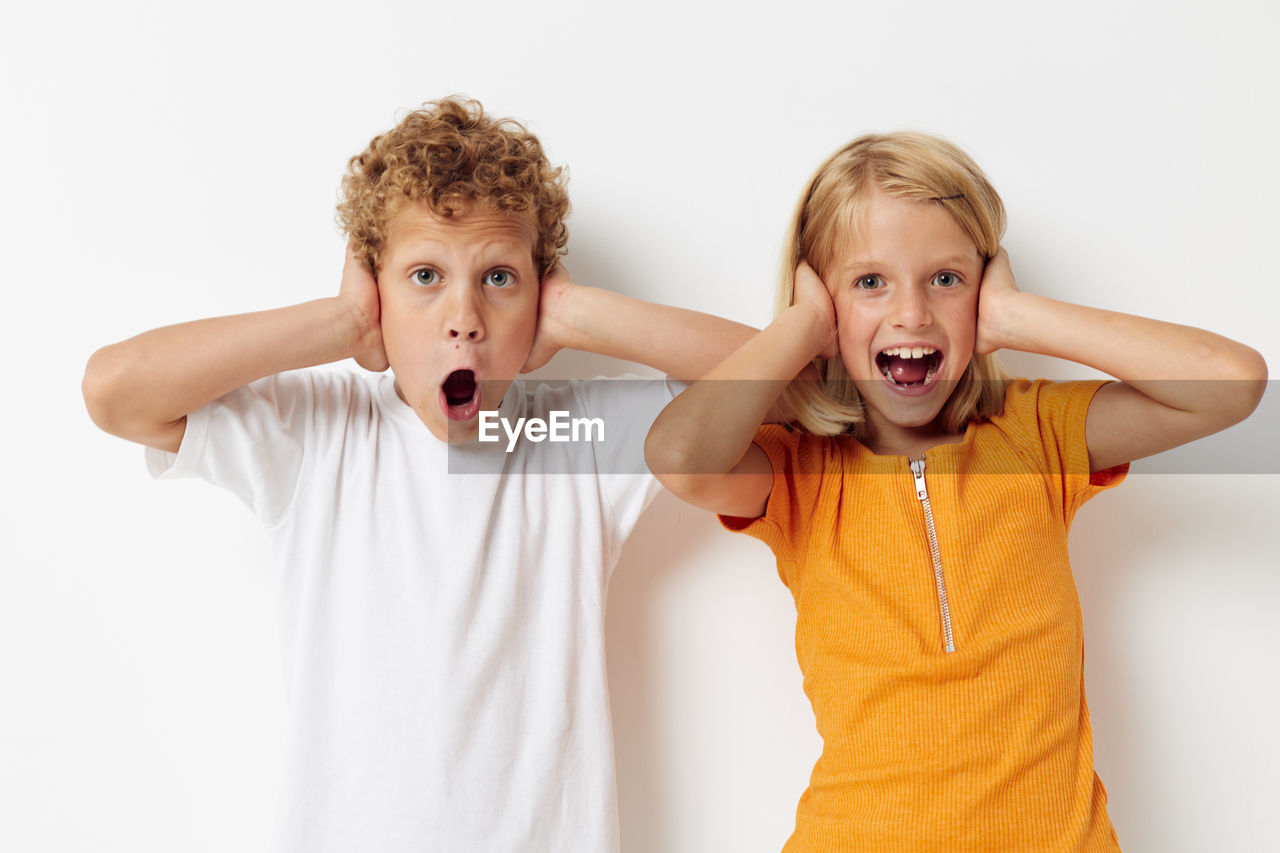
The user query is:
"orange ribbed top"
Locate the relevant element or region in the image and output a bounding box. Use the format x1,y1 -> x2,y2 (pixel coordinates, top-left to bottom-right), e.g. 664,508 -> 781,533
722,379 -> 1127,852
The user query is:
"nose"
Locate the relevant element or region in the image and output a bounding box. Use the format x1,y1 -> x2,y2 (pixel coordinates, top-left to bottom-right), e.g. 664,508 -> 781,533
889,283 -> 932,330
443,284 -> 486,342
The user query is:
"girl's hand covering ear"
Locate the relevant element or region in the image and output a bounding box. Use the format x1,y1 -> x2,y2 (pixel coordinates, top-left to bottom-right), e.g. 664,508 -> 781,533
794,261 -> 840,360
975,247 -> 1021,356
339,241 -> 390,372
522,264 -> 575,372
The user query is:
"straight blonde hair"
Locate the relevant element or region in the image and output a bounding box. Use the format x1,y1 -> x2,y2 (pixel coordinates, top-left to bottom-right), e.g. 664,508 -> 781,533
779,132 -> 1010,437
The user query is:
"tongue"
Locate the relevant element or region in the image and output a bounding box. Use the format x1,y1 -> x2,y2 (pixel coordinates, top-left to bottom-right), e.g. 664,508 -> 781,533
888,356 -> 928,384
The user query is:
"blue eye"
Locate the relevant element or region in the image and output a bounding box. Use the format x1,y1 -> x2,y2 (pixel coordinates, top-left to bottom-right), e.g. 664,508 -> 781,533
933,271 -> 961,288
855,275 -> 884,291
414,268 -> 440,286
484,269 -> 515,288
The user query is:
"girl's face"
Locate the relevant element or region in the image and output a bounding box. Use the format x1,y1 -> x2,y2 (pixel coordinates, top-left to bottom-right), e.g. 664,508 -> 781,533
824,189 -> 984,454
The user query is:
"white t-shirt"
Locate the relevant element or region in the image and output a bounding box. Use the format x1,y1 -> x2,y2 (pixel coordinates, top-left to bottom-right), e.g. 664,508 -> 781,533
147,370 -> 678,853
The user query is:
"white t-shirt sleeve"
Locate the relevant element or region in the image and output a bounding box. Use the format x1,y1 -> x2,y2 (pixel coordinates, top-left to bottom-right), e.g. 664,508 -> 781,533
570,375 -> 684,534
145,372 -> 312,527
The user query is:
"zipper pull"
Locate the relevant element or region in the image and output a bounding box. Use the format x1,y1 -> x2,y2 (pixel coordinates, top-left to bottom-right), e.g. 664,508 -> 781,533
909,457 -> 927,501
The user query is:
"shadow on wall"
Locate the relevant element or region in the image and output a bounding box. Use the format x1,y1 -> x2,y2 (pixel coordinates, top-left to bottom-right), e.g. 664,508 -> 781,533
607,489 -> 812,853
1069,470 -> 1279,851
607,494 -> 688,852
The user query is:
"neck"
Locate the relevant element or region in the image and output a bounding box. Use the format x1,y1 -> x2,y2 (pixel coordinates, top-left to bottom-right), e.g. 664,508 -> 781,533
862,417 -> 964,459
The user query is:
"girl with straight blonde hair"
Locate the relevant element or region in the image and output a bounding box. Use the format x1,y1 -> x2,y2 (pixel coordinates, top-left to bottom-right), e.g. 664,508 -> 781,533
778,132 -> 1009,438
645,131 -> 1266,851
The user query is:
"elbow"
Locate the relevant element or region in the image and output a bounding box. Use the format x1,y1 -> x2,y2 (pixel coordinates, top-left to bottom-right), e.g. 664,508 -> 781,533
82,345 -> 123,434
83,341 -> 186,451
1218,344 -> 1268,428
644,429 -> 738,509
82,343 -> 155,439
644,428 -> 687,484
644,425 -> 705,497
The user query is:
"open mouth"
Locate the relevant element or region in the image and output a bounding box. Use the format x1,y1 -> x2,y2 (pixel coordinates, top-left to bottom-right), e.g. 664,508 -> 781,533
440,369 -> 481,421
876,346 -> 942,388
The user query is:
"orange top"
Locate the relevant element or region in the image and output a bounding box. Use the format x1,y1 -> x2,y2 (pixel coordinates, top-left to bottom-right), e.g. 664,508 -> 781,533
723,379 -> 1127,852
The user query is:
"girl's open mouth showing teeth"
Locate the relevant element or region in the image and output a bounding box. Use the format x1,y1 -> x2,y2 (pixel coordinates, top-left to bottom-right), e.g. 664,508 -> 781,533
876,346 -> 941,387
441,369 -> 481,421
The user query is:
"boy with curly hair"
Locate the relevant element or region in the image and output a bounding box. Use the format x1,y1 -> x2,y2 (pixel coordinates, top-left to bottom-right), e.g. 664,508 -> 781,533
83,97 -> 754,853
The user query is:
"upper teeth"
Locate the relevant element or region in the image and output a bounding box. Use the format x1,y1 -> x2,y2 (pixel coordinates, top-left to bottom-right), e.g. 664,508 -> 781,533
882,346 -> 936,359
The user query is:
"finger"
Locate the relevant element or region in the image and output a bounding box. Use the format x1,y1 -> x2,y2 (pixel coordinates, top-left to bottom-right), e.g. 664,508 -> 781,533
800,261 -> 835,299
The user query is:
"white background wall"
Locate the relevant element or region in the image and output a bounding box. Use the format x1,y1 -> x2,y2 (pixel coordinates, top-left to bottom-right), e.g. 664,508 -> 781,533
3,1 -> 1277,851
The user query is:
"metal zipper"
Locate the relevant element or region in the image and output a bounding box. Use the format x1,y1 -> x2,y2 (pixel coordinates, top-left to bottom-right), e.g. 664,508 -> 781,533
910,457 -> 956,653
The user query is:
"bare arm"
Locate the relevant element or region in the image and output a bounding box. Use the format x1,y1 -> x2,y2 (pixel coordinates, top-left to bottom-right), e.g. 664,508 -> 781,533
521,266 -> 760,380
83,246 -> 387,453
643,264 -> 838,518
977,249 -> 1268,472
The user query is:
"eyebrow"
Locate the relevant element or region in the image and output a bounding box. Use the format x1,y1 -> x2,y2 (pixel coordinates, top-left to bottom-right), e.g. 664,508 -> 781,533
933,255 -> 981,269
398,236 -> 530,253
839,255 -> 980,273
388,238 -> 534,266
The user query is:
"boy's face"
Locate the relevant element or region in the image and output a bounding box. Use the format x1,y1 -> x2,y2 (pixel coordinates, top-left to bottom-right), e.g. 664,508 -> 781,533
377,202 -> 540,443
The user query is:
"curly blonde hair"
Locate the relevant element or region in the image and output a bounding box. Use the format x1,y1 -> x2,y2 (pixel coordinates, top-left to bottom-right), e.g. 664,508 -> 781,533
779,132 -> 1010,438
337,96 -> 570,276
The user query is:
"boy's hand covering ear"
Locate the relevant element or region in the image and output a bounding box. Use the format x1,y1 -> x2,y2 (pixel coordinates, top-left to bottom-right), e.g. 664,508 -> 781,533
522,264 -> 576,373
339,242 -> 390,372
794,261 -> 839,361
975,246 -> 1020,356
